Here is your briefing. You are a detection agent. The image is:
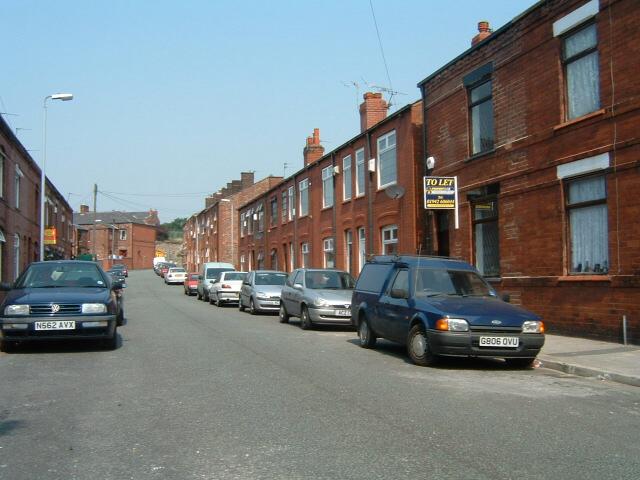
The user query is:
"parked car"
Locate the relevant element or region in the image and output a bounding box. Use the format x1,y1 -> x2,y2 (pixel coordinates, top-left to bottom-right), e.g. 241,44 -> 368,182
197,262 -> 235,301
351,255 -> 545,367
165,267 -> 187,285
111,263 -> 128,277
239,270 -> 288,314
184,273 -> 200,296
0,261 -> 124,352
209,271 -> 248,306
279,268 -> 356,329
159,263 -> 175,278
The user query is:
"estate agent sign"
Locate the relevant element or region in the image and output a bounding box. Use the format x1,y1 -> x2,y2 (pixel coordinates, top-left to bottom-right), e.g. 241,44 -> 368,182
423,176 -> 459,229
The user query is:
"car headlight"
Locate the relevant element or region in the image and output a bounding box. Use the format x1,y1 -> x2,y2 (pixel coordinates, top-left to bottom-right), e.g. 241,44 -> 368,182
522,320 -> 544,334
82,303 -> 107,314
435,317 -> 469,332
255,292 -> 269,300
313,297 -> 331,308
4,304 -> 29,315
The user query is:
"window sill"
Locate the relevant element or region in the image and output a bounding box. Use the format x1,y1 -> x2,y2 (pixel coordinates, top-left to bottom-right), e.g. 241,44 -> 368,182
558,275 -> 611,282
553,109 -> 605,131
321,206 -> 334,212
464,148 -> 496,163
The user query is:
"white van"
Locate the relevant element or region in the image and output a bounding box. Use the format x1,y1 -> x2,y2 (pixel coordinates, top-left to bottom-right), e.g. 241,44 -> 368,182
197,262 -> 235,301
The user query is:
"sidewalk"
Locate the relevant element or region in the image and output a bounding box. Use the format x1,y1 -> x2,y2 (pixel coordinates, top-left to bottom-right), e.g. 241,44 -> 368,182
537,334 -> 640,387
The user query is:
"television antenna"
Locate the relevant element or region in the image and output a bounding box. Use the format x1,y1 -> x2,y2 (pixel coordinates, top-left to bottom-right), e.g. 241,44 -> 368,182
341,80 -> 361,111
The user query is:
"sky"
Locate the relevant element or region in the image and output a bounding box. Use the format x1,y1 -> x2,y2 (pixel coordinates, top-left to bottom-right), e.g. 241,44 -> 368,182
1,0 -> 538,223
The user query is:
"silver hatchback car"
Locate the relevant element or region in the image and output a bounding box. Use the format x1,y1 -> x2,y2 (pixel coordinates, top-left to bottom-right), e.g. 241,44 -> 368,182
279,268 -> 356,330
239,270 -> 288,314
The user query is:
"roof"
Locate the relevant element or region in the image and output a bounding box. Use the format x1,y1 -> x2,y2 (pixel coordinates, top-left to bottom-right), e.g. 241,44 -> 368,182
368,255 -> 474,270
73,211 -> 158,226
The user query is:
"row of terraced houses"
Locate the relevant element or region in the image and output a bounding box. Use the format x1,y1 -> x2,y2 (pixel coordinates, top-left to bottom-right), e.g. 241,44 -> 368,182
184,0 -> 639,344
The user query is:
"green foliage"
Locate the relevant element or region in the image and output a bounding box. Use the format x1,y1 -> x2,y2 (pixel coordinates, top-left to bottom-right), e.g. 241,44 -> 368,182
157,217 -> 187,242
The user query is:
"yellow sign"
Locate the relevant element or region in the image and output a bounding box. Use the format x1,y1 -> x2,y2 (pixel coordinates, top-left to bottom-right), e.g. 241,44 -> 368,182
155,249 -> 166,257
44,227 -> 57,245
424,176 -> 457,209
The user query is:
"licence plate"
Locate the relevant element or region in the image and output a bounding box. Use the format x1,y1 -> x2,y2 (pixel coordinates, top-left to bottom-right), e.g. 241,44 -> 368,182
35,321 -> 76,331
479,336 -> 519,348
264,300 -> 279,305
336,309 -> 351,317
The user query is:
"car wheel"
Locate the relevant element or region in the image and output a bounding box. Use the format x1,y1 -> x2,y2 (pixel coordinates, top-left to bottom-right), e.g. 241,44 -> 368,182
407,324 -> 437,367
249,298 -> 258,315
505,357 -> 536,369
197,290 -> 202,300
117,309 -> 125,327
204,291 -> 209,302
358,317 -> 376,348
0,339 -> 17,353
209,293 -> 215,305
103,330 -> 118,350
279,303 -> 289,324
300,306 -> 313,330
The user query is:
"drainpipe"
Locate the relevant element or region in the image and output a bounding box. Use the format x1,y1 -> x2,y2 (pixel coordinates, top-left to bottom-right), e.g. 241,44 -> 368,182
421,84 -> 433,255
331,152 -> 337,265
365,131 -> 374,257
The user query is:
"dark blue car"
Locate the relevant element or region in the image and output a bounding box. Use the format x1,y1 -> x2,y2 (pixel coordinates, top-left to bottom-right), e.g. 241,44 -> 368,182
351,256 -> 545,367
0,261 -> 124,352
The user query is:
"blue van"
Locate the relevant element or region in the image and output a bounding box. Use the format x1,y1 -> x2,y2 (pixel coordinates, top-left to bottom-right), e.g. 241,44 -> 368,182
351,256 -> 545,367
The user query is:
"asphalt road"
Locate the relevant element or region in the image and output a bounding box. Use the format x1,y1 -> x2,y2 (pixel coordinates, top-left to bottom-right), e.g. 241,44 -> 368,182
1,270 -> 639,480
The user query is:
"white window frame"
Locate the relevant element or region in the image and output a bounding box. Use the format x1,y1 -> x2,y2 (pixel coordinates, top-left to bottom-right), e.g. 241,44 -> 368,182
240,212 -> 246,237
289,242 -> 294,271
119,229 -> 127,241
323,237 -> 335,268
358,227 -> 366,272
381,225 -> 398,255
288,186 -> 295,221
342,155 -> 352,201
377,131 -> 397,189
15,166 -> 23,210
322,166 -> 334,208
299,179 -> 309,217
355,148 -> 365,197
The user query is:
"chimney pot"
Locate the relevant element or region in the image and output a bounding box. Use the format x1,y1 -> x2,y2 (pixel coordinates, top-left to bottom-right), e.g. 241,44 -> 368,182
472,20 -> 492,46
359,91 -> 388,132
303,128 -> 325,166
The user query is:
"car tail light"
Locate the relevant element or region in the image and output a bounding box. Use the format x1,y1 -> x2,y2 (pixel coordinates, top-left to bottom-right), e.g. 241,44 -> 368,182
222,284 -> 232,289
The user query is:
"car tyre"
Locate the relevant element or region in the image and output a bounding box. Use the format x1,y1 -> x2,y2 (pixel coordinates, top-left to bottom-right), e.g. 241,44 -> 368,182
279,303 -> 289,324
249,298 -> 258,315
117,308 -> 125,327
358,317 -> 376,348
300,306 -> 313,330
209,293 -> 216,305
407,324 -> 437,367
0,339 -> 17,353
197,290 -> 202,300
505,357 -> 536,369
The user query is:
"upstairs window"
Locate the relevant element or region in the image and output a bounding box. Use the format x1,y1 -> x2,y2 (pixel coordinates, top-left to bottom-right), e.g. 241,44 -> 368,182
322,166 -> 334,208
342,155 -> 352,201
240,212 -> 246,237
270,197 -> 278,227
119,229 -> 127,241
377,131 -> 397,189
299,179 -> 309,217
256,203 -> 264,233
288,186 -> 295,221
563,23 -> 600,120
15,166 -> 23,210
355,148 -> 365,196
469,80 -> 494,155
281,190 -> 288,224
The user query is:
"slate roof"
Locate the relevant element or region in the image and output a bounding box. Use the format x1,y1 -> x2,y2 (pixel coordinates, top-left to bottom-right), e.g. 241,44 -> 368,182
73,211 -> 158,226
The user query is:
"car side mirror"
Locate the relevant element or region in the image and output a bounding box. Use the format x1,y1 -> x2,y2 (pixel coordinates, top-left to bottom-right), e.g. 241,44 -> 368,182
501,293 -> 511,303
294,283 -> 303,290
390,288 -> 408,299
0,282 -> 13,291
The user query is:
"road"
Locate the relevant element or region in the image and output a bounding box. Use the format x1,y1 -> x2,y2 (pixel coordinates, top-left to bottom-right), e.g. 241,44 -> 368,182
1,270 -> 639,479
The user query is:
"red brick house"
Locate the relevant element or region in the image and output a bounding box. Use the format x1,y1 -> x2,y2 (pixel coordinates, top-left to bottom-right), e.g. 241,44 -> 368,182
74,207 -> 159,270
417,0 -> 639,343
238,93 -> 424,275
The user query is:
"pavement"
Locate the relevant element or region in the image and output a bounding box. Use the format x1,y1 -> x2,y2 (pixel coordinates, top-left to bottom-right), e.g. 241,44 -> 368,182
537,334 -> 640,387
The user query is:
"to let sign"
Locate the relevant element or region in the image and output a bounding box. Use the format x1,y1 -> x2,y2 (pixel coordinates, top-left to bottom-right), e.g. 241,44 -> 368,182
44,227 -> 57,245
424,176 -> 457,209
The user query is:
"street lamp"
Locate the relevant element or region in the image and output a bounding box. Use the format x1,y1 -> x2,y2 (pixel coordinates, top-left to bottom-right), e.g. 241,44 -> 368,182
41,93 -> 73,261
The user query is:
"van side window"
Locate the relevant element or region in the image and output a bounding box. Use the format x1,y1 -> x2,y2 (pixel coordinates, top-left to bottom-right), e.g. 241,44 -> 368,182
355,263 -> 393,293
387,269 -> 409,295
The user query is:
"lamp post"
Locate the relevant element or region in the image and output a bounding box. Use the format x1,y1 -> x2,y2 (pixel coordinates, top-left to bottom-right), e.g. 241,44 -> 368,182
41,93 -> 73,261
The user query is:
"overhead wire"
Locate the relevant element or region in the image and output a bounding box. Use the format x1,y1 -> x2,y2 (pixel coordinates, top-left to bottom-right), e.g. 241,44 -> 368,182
369,0 -> 394,93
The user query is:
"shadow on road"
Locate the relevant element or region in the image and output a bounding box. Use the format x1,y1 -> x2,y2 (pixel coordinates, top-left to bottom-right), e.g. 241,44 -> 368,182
4,334 -> 121,355
0,419 -> 26,437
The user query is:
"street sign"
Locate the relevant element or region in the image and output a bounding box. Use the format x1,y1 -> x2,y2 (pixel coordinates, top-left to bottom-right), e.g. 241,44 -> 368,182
44,227 -> 57,245
423,176 -> 459,229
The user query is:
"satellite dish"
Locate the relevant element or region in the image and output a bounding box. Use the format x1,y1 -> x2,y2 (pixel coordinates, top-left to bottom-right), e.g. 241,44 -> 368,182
385,184 -> 405,199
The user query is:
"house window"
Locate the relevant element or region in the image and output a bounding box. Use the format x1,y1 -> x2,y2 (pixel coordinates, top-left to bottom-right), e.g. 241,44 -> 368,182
563,23 -> 600,120
377,131 -> 397,188
288,186 -> 295,221
322,166 -> 334,208
469,80 -> 494,155
343,155 -> 352,201
14,166 -> 23,210
13,234 -> 20,280
247,209 -> 254,235
567,175 -> 608,273
355,148 -> 365,197
240,212 -> 246,237
381,225 -> 398,255
323,238 -> 335,268
257,251 -> 265,270
240,254 -> 246,271
299,179 -> 309,217
358,227 -> 366,272
119,229 -> 127,241
345,230 -> 353,274
256,203 -> 264,233
270,249 -> 278,270
473,198 -> 500,277
301,242 -> 310,268
281,190 -> 288,223
270,197 -> 278,227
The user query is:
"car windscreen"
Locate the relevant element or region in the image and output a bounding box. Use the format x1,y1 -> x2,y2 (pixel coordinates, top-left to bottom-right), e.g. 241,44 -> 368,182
413,268 -> 493,297
305,271 -> 356,290
170,268 -> 186,273
16,263 -> 107,289
188,274 -> 199,280
206,268 -> 233,279
255,273 -> 287,286
222,272 -> 247,281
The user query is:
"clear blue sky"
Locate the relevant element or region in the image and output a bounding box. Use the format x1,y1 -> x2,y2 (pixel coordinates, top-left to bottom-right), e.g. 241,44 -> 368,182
2,0 -> 537,222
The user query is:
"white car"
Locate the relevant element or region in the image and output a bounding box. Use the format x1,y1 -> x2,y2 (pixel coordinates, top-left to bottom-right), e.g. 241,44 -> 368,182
165,267 -> 187,285
209,271 -> 248,306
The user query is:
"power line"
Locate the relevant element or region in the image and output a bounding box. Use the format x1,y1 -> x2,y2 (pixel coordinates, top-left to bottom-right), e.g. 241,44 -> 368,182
101,190 -> 213,198
369,0 -> 394,93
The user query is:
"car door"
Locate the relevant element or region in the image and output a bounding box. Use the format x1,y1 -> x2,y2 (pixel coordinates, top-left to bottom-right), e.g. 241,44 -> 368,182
281,270 -> 297,314
377,268 -> 411,343
284,270 -> 304,316
241,272 -> 253,307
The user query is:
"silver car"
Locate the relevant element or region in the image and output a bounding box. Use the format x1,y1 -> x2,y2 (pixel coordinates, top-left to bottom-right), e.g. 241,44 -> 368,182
239,270 -> 288,315
279,268 -> 356,330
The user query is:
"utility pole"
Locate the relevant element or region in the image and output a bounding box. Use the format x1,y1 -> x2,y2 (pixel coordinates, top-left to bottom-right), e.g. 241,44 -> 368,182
111,217 -> 116,268
91,184 -> 97,260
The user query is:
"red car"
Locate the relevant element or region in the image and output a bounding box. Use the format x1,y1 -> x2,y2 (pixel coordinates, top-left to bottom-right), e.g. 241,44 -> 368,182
184,273 -> 200,296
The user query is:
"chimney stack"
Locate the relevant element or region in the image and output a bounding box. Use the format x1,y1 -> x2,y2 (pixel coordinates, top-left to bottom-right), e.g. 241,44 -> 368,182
472,21 -> 492,46
303,128 -> 324,166
359,92 -> 388,132
80,204 -> 90,214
